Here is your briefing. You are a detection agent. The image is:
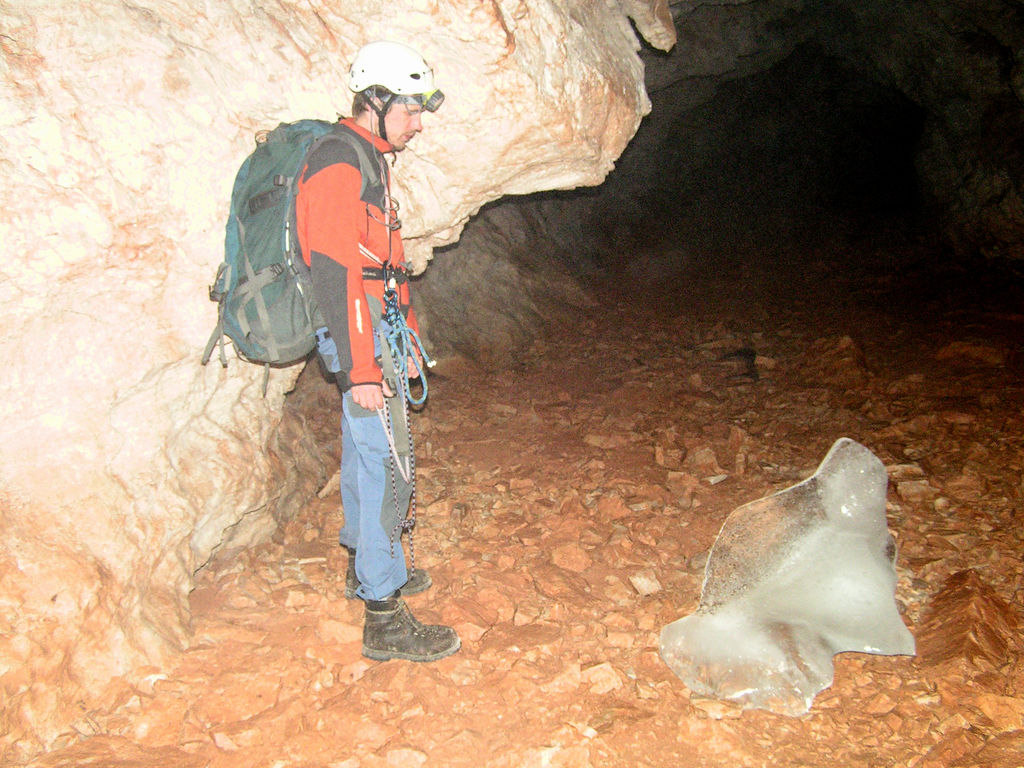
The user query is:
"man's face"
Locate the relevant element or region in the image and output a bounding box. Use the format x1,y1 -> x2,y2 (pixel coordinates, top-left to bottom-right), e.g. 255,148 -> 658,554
384,101 -> 424,150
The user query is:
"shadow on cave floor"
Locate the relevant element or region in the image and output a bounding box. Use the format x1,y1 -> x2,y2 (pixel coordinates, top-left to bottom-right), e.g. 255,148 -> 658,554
592,201 -> 1023,377
30,208 -> 1024,767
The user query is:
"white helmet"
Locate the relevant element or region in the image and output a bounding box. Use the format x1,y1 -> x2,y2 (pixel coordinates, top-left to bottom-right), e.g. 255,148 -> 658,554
349,41 -> 444,112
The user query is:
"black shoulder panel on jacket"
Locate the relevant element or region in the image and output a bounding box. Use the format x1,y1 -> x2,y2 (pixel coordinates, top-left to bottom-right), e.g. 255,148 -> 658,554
302,137 -> 361,182
301,127 -> 386,208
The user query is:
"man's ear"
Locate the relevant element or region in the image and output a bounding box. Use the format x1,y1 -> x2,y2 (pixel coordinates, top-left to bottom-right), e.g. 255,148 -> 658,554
365,87 -> 388,114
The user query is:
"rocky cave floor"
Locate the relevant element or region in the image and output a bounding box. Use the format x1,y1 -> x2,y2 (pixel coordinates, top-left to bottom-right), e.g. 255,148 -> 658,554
34,216 -> 1024,767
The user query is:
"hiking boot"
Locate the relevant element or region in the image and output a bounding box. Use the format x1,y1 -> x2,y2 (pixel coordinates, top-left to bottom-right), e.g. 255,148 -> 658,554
362,593 -> 461,662
344,547 -> 432,599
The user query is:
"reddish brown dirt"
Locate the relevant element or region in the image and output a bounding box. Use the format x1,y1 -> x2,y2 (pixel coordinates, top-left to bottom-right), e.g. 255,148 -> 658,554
31,231 -> 1024,767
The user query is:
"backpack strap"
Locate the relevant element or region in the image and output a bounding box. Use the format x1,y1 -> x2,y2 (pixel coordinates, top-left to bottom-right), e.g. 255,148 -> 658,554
202,262 -> 231,367
202,313 -> 227,368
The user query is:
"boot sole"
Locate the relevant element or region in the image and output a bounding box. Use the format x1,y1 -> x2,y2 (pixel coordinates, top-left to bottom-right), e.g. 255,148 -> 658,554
362,636 -> 461,663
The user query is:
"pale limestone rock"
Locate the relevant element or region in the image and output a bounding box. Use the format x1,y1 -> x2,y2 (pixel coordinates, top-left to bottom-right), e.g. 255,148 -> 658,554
0,0 -> 673,753
629,570 -> 663,596
582,661 -> 624,694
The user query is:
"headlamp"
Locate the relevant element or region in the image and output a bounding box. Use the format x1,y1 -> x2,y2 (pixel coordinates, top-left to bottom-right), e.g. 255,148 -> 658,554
419,89 -> 445,113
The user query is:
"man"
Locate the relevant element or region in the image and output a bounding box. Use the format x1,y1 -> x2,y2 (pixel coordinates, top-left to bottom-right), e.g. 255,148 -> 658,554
295,40 -> 459,663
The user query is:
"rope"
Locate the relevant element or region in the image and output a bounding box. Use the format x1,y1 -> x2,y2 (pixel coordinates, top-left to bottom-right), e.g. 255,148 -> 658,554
379,375 -> 418,576
382,286 -> 435,406
376,407 -> 411,484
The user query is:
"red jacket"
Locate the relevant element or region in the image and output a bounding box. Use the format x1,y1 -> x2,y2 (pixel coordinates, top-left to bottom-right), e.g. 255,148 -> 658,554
295,119 -> 418,387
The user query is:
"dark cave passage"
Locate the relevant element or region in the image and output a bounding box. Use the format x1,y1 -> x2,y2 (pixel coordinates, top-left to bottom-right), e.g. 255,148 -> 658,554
643,43 -> 925,213
465,29 -> 1024,373
590,41 -> 932,282
402,23 -> 1024,418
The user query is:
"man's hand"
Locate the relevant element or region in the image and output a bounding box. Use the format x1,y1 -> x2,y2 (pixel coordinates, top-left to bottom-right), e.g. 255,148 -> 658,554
351,382 -> 386,411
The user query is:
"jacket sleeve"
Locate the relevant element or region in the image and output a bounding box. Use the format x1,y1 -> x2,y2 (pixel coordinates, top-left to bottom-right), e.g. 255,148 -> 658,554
299,161 -> 381,387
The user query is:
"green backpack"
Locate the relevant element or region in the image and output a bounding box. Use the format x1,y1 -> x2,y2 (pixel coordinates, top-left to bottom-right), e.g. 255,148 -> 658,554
202,120 -> 373,373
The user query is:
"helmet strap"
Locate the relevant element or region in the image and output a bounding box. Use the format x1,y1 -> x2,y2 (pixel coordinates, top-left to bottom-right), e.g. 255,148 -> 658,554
367,89 -> 398,145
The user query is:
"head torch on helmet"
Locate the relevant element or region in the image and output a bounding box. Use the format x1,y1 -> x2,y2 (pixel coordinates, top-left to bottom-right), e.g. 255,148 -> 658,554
418,89 -> 444,113
392,89 -> 445,113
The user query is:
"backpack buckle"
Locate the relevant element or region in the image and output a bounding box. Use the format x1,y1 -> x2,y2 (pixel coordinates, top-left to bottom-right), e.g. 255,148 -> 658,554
208,262 -> 228,302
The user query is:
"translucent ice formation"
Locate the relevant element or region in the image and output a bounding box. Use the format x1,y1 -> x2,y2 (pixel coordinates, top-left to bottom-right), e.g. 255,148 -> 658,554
660,438 -> 916,715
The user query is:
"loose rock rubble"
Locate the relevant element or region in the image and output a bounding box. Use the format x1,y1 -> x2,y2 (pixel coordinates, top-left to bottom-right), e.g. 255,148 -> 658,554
26,232 -> 1024,767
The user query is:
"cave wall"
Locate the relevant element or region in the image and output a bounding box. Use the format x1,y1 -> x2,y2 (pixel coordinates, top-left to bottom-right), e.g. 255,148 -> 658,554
0,0 -> 673,754
412,191 -> 607,364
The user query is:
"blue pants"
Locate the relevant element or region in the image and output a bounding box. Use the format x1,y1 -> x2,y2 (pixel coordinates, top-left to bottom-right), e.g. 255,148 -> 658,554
338,390 -> 413,601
